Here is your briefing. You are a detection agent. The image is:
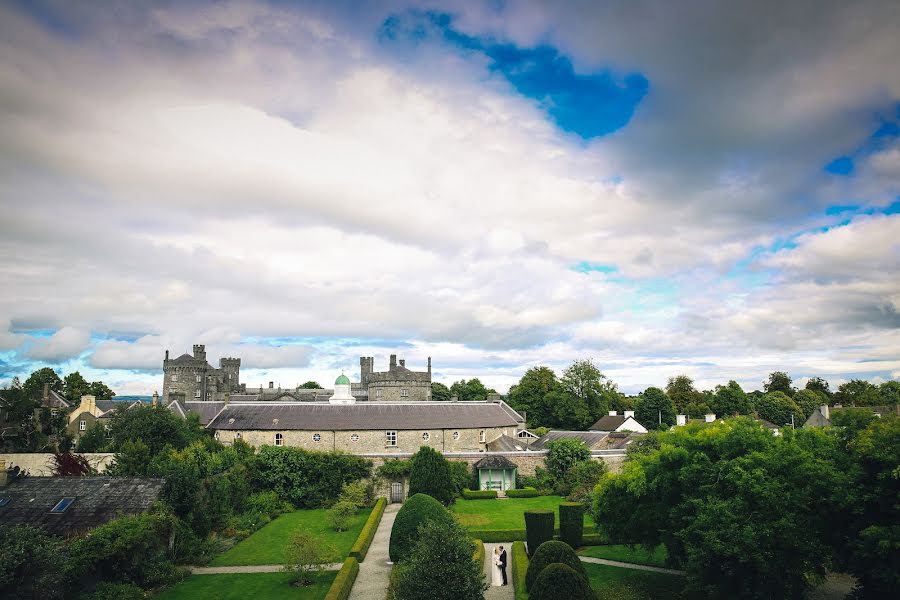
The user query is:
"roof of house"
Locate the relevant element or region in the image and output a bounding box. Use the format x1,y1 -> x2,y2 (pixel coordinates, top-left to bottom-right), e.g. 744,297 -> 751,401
474,455 -> 517,470
45,390 -> 72,409
529,430 -> 610,451
486,433 -> 529,452
167,400 -> 226,425
0,476 -> 164,537
597,431 -> 640,449
589,415 -> 635,431
206,401 -> 524,431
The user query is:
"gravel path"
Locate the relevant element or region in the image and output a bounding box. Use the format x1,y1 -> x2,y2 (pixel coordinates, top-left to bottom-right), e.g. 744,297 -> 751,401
579,556 -> 686,575
347,502 -> 401,600
189,563 -> 343,574
483,543 -> 514,600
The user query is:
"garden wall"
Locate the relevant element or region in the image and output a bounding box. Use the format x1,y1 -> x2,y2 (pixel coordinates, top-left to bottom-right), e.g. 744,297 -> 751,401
1,453 -> 116,476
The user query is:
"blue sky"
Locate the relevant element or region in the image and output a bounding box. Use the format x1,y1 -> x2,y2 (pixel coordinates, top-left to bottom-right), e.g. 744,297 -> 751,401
0,0 -> 898,395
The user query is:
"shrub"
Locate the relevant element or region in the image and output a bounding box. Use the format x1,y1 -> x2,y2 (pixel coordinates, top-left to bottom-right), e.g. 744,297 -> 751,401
377,459 -> 411,480
339,480 -> 373,508
244,490 -> 293,517
582,532 -> 607,546
567,460 -> 607,506
462,489 -> 497,499
473,539 -> 485,565
506,487 -> 538,498
524,509 -> 555,556
546,438 -> 591,481
518,467 -> 555,494
328,499 -> 357,531
283,530 -> 338,586
77,582 -> 145,600
511,541 -> 529,600
529,562 -> 595,600
525,540 -> 587,591
469,528 -> 527,543
0,525 -> 66,600
389,493 -> 453,563
350,497 -> 387,561
559,502 -> 585,548
323,557 -> 359,600
407,447 -> 454,505
448,460 -> 472,497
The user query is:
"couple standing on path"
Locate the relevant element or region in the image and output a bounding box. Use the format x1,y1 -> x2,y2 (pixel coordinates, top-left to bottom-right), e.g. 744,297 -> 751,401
491,546 -> 508,586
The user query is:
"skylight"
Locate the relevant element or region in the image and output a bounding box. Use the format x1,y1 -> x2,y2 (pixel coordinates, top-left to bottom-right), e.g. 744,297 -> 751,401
0,498 -> 10,507
50,497 -> 75,513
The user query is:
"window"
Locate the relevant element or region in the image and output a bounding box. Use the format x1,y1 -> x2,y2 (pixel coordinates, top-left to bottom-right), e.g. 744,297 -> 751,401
422,432 -> 430,441
350,434 -> 359,442
386,430 -> 397,447
400,388 -> 409,397
313,433 -> 321,443
194,390 -> 201,398
196,375 -> 202,383
79,420 -> 86,431
50,498 -> 75,513
172,373 -> 178,382
206,392 -> 211,400
235,432 -> 242,440
452,431 -> 460,440
214,431 -> 220,441
0,498 -> 10,508
104,424 -> 112,439
375,389 -> 383,398
274,433 -> 283,446
479,430 -> 486,443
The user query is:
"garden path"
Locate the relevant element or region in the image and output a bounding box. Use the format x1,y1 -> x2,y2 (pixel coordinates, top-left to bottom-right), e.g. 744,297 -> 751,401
579,556 -> 686,575
347,502 -> 401,600
483,543 -> 515,600
189,563 -> 343,574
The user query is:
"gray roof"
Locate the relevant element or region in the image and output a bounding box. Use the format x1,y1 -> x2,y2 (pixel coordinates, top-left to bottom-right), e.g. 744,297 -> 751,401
0,476 -> 164,537
486,434 -> 529,452
590,415 -> 630,431
474,455 -> 517,470
167,400 -> 226,425
529,430 -> 610,451
207,401 -> 524,431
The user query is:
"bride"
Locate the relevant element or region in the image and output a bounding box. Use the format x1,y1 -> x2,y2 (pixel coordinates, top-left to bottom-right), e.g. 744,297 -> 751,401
491,547 -> 503,586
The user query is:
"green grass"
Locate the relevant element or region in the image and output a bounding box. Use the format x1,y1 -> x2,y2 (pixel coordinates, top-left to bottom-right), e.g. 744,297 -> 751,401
584,563 -> 683,599
156,571 -> 336,600
211,508 -> 371,566
579,544 -> 669,567
451,496 -> 592,530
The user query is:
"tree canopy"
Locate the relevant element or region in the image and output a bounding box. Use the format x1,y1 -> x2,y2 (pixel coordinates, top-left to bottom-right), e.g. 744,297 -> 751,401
449,378 -> 496,402
763,371 -> 795,396
430,381 -> 451,402
634,387 -> 675,430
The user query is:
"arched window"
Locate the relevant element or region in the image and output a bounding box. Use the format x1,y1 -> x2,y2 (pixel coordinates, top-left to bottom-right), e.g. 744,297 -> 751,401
274,433 -> 283,446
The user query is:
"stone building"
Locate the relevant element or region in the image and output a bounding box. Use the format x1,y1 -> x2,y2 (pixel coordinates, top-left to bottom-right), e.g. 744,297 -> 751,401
162,344 -> 243,403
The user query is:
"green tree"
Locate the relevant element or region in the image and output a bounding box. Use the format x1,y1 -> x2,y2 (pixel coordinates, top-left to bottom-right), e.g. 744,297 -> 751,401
283,530 -> 337,585
408,446 -> 453,505
835,379 -> 881,406
63,371 -> 91,405
711,381 -> 750,416
389,493 -> 454,563
431,382 -> 451,402
764,371 -> 795,396
793,389 -> 825,420
878,380 -> 900,405
22,367 -> 63,400
508,366 -> 559,426
545,438 -> 590,482
560,359 -> 620,423
106,404 -> 200,455
449,378 -> 496,402
88,381 -> 116,402
0,525 -> 66,600
755,391 -> 804,426
75,421 -> 109,452
547,390 -> 592,430
634,387 -> 675,430
665,375 -> 703,412
684,401 -> 710,419
390,518 -> 486,600
299,381 -> 321,389
108,440 -> 152,476
805,377 -> 832,398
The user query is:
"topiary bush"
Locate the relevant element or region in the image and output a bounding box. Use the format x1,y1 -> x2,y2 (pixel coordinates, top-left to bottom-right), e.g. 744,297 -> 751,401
524,509 -> 555,556
525,540 -> 587,591
408,447 -> 454,505
529,562 -> 595,600
506,487 -> 539,498
462,489 -> 498,499
559,502 -> 585,548
388,493 -> 453,563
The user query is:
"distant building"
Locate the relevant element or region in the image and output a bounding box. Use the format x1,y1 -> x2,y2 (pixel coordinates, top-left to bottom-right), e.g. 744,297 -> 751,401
589,410 -> 648,434
162,344 -> 243,403
66,395 -> 142,440
803,404 -> 900,428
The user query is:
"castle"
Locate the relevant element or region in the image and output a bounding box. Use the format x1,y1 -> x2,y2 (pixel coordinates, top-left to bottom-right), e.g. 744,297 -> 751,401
161,344 -> 433,403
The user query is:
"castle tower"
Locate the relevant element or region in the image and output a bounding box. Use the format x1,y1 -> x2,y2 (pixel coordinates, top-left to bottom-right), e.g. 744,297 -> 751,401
220,357 -> 241,391
359,356 -> 373,386
329,374 -> 356,404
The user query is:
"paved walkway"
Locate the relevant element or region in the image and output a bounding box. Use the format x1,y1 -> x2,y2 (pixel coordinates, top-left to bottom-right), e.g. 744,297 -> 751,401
189,563 -> 343,574
483,543 -> 514,600
347,502 -> 401,600
579,556 -> 686,575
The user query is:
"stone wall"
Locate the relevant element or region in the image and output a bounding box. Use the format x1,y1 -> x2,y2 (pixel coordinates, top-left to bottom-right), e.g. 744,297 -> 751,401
1,453 -> 116,476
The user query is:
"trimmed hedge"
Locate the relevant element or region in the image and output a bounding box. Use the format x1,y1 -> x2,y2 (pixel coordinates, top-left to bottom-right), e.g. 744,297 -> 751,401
559,502 -> 584,548
324,557 -> 359,600
388,493 -> 453,563
525,540 -> 587,591
473,539 -> 485,567
524,509 -> 554,557
468,526 -> 598,544
506,487 -> 539,498
529,563 -> 594,600
462,489 -> 498,500
349,497 -> 387,561
511,541 -> 529,600
582,532 -> 606,546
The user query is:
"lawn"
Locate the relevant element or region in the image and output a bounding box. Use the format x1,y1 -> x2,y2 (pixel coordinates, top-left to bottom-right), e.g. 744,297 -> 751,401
451,496 -> 593,530
211,508 -> 371,566
579,544 -> 668,567
156,571 -> 336,600
584,562 -> 683,599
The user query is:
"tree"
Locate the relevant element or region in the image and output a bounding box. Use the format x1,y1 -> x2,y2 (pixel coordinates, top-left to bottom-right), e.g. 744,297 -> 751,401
545,438 -> 590,482
63,371 -> 91,404
0,525 -> 66,600
764,371 -> 794,396
106,404 -> 200,455
449,378 -> 496,402
389,493 -> 454,563
408,446 -> 453,505
51,451 -> 92,476
283,530 -> 337,586
634,387 -> 675,430
755,391 -> 804,426
508,366 -> 559,426
390,518 -> 487,600
75,422 -> 109,452
108,440 -> 152,476
560,359 -> 620,423
326,499 -> 356,531
665,375 -> 703,412
878,381 -> 900,405
835,379 -> 881,406
22,367 -> 63,400
300,381 -> 321,389
431,382 -> 451,402
684,401 -> 711,419
711,381 -> 750,416
805,377 -> 832,398
793,389 -> 825,420
88,381 -> 116,402
547,390 -> 591,430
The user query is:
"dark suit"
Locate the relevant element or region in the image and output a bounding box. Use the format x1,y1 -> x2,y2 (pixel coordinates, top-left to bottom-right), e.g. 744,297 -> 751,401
499,549 -> 508,585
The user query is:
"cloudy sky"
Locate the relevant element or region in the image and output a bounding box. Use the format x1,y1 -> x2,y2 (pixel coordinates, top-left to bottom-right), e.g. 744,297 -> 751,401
1,0 -> 899,396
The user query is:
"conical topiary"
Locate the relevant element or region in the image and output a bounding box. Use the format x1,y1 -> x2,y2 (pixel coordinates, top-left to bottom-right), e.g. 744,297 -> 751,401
529,562 -> 594,600
388,493 -> 453,563
525,540 -> 588,591
407,446 -> 453,505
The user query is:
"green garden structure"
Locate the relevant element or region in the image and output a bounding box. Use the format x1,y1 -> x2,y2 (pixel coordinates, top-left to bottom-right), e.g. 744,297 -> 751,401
474,455 -> 517,492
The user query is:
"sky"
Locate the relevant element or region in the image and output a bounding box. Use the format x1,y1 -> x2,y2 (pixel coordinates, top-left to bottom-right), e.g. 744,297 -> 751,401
1,0 -> 899,396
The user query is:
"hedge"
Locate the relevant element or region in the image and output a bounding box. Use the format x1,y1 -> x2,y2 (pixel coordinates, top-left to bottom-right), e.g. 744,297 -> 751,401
462,489 -> 498,500
473,539 -> 485,567
525,540 -> 587,591
524,510 -> 554,557
468,526 -> 598,544
529,563 -> 594,600
388,493 -> 453,563
349,497 -> 387,561
324,557 -> 359,600
511,541 -> 529,600
581,533 -> 606,546
506,487 -> 539,498
558,502 -> 584,549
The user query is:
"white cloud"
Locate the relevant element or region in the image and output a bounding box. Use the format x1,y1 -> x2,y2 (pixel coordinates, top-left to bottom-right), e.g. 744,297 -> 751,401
24,327 -> 91,362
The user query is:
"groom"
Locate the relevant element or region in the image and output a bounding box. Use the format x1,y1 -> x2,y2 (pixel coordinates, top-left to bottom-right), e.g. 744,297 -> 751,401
499,545 -> 508,585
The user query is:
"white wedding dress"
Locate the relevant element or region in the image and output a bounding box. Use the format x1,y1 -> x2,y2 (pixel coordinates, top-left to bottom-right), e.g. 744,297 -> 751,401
491,550 -> 504,586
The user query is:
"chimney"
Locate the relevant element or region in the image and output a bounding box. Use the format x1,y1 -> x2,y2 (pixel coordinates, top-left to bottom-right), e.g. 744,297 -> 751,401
705,413 -> 716,423
43,383 -> 50,404
84,395 -> 96,416
821,405 -> 830,420
165,350 -> 169,361
152,391 -> 159,407
224,393 -> 230,406
676,414 -> 687,426
450,394 -> 459,402
624,410 -> 635,419
608,410 -> 617,416
427,356 -> 432,375
269,381 -> 274,389
399,359 -> 405,367
0,458 -> 7,487
390,354 -> 397,369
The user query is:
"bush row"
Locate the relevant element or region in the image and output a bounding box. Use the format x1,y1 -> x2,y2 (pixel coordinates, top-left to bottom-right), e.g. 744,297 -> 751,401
324,557 -> 359,600
506,487 -> 539,498
473,539 -> 485,566
349,497 -> 387,561
467,526 -> 599,544
511,541 -> 529,600
462,489 -> 498,499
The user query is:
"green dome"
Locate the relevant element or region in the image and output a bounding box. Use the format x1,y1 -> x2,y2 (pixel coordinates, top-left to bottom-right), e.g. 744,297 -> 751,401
335,374 -> 351,385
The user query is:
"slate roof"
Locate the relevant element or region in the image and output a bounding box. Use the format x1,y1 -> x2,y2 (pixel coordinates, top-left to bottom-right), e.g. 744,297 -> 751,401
206,401 -> 524,431
589,415 -> 629,431
167,400 -> 226,425
0,476 -> 164,537
486,434 -> 529,452
529,430 -> 610,451
474,455 -> 517,469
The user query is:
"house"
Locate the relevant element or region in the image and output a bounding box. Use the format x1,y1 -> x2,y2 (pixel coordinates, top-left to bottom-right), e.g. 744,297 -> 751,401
803,404 -> 900,428
0,384 -> 72,446
589,410 -> 648,434
0,460 -> 163,536
66,395 -> 142,440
